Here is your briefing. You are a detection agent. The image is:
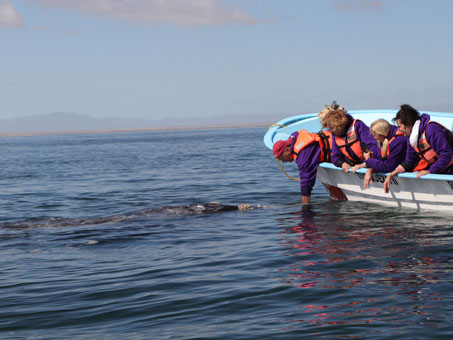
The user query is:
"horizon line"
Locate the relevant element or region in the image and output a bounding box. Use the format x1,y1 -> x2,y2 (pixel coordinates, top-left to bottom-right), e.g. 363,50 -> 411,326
0,122 -> 271,138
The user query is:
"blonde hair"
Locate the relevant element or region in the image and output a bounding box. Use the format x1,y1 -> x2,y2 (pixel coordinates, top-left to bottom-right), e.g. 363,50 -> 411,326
370,119 -> 391,156
323,109 -> 349,135
318,102 -> 346,129
318,107 -> 330,128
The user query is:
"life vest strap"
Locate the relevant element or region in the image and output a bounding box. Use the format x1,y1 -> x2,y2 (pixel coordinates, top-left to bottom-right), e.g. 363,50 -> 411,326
337,138 -> 362,163
337,138 -> 360,149
318,131 -> 332,163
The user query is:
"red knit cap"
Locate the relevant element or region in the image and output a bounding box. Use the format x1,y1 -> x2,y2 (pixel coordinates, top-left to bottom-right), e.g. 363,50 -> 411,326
273,139 -> 291,158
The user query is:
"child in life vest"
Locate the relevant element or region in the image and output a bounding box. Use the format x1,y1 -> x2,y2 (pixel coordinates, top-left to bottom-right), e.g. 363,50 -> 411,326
383,104 -> 453,193
352,119 -> 407,189
323,109 -> 380,173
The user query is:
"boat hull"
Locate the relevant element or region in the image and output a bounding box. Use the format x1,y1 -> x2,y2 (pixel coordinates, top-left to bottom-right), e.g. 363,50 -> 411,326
317,163 -> 453,211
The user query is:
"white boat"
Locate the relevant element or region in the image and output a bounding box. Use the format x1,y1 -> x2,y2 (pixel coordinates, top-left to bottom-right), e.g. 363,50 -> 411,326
264,109 -> 453,211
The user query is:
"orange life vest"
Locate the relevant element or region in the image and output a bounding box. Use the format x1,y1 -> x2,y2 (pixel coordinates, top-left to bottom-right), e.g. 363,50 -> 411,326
334,119 -> 364,164
412,121 -> 453,171
292,129 -> 332,163
381,131 -> 404,160
318,130 -> 332,163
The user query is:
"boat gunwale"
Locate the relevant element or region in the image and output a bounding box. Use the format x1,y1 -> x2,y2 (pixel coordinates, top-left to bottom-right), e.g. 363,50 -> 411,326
319,162 -> 453,181
264,109 -> 453,150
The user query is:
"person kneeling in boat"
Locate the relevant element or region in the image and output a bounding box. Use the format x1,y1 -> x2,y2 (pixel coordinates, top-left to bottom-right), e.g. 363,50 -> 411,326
352,119 -> 407,189
323,108 -> 380,173
383,104 -> 453,193
273,129 -> 332,204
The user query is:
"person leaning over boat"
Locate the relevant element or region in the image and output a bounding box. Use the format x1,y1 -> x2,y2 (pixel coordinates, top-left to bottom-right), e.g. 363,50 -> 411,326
318,100 -> 345,124
352,119 -> 407,189
273,128 -> 332,204
383,104 -> 453,193
323,108 -> 380,173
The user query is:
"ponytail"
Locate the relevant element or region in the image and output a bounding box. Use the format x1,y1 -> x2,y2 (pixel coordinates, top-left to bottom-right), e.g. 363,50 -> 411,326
370,118 -> 391,159
381,138 -> 390,157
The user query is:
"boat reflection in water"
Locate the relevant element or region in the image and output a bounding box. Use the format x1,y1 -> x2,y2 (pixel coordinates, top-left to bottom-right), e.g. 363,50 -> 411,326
275,203 -> 451,335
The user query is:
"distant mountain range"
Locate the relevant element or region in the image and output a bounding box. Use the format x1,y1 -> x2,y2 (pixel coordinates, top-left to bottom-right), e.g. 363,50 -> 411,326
0,112 -> 281,134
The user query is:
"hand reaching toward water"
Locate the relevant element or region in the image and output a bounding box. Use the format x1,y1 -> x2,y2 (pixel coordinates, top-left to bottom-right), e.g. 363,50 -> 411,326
364,169 -> 374,190
383,174 -> 392,193
384,165 -> 405,193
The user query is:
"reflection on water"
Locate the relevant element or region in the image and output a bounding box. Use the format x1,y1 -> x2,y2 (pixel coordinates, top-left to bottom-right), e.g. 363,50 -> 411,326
276,204 -> 453,335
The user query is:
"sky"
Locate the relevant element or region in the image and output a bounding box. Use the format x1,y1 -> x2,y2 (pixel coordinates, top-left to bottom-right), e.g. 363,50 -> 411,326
1,0 -> 453,123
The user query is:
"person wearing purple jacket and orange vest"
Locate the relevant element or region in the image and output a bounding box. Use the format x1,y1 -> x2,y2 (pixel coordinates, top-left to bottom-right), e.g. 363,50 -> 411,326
273,128 -> 332,204
323,108 -> 380,173
352,119 -> 407,189
383,104 -> 453,193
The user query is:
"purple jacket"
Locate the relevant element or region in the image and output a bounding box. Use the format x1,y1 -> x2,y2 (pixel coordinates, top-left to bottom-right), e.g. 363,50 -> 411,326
402,114 -> 453,174
365,125 -> 407,173
290,131 -> 322,196
331,114 -> 380,167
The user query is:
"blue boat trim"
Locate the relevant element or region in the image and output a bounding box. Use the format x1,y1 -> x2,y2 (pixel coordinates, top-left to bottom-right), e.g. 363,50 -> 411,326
264,109 -> 453,150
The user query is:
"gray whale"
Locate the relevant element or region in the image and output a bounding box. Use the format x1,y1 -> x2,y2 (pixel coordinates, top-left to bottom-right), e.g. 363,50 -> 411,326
1,202 -> 261,229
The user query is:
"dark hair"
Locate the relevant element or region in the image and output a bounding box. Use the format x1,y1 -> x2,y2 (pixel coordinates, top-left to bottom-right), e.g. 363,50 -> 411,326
393,104 -> 420,127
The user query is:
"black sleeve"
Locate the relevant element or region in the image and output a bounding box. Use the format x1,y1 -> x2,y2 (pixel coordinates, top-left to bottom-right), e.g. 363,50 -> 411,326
401,160 -> 415,172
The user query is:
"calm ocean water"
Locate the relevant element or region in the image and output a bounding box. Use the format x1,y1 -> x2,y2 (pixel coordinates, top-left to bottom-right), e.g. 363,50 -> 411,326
0,127 -> 452,339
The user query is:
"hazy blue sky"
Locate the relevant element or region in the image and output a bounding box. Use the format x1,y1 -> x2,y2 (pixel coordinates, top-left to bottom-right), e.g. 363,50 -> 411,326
1,0 -> 453,121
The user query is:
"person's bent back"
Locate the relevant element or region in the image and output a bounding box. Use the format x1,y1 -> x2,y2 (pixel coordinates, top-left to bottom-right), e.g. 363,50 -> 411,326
324,109 -> 380,173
